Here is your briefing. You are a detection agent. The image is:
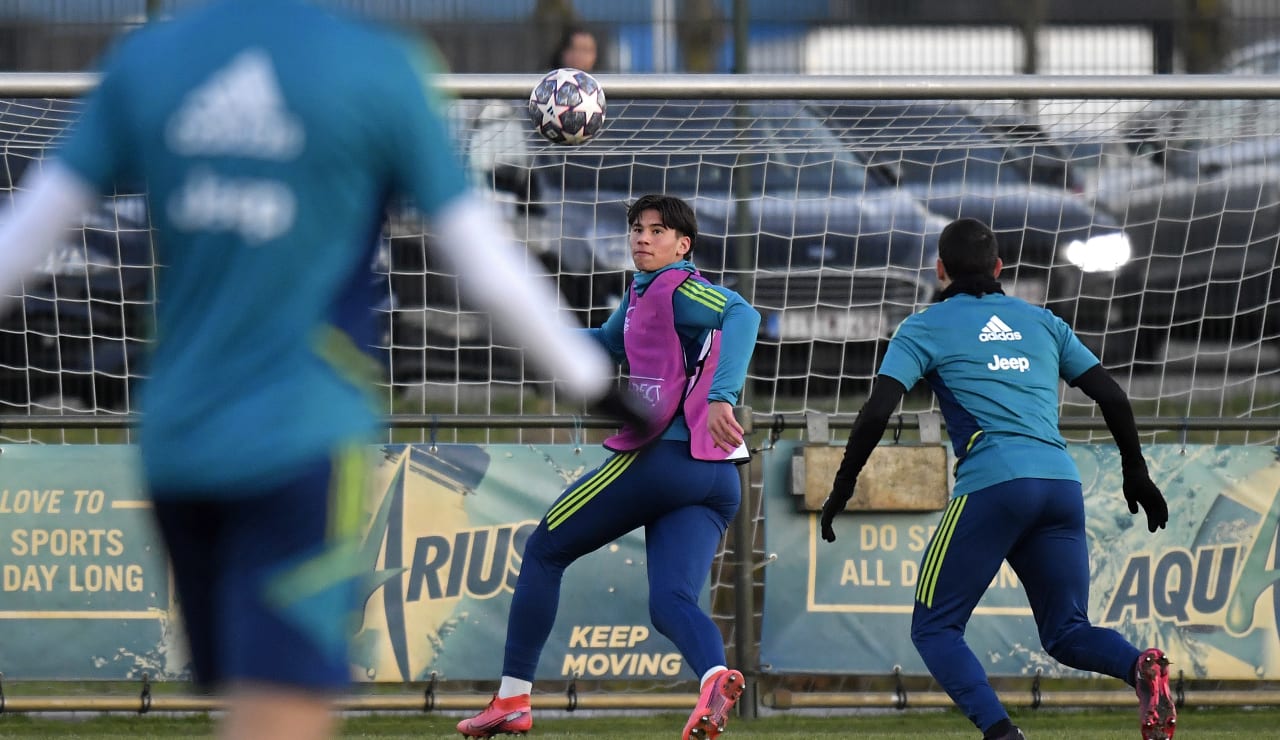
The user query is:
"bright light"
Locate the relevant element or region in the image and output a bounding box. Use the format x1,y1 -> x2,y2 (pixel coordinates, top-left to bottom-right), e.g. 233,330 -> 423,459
1064,232 -> 1132,273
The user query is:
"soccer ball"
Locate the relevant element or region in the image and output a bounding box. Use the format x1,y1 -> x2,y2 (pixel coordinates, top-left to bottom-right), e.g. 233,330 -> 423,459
528,67 -> 606,146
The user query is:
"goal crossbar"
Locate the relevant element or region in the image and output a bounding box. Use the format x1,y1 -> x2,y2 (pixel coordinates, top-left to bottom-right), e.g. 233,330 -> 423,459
6,72 -> 1280,100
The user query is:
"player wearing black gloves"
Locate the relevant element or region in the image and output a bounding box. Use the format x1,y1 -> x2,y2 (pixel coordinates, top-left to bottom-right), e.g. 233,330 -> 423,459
820,219 -> 1176,740
820,364 -> 1168,540
591,384 -> 657,436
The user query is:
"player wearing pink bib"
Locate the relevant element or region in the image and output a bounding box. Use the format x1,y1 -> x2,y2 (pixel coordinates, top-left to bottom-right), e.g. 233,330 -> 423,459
459,194 -> 760,739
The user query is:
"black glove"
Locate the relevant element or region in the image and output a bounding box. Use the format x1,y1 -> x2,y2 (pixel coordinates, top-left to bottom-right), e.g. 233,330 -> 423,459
590,385 -> 653,434
819,489 -> 853,543
1122,463 -> 1168,533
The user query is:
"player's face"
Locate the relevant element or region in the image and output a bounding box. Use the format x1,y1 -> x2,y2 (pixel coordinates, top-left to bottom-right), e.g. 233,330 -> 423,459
630,209 -> 690,272
562,32 -> 597,72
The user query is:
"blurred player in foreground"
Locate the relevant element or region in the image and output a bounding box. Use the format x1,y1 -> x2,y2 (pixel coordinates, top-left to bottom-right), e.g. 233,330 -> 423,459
819,218 -> 1176,740
0,2 -> 642,739
458,194 -> 761,739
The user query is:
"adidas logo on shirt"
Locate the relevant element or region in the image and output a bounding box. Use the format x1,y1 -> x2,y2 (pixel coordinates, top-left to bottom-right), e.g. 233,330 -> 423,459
978,315 -> 1022,342
166,49 -> 305,160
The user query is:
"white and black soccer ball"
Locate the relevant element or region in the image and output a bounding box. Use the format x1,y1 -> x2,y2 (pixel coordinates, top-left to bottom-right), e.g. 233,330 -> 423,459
528,67 -> 606,146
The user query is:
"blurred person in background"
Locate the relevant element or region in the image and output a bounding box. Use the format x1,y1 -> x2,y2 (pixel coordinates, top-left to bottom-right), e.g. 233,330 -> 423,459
548,25 -> 599,72
466,25 -> 601,238
0,2 -> 643,739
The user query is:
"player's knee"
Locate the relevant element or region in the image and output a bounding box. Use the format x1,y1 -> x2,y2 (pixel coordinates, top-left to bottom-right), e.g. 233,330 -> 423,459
910,623 -> 929,651
909,614 -> 954,650
522,526 -> 549,556
648,588 -> 697,637
519,527 -> 574,569
1039,622 -> 1085,663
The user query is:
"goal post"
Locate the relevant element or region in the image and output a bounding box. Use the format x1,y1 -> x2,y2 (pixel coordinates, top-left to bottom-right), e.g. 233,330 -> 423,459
0,71 -> 1278,708
0,73 -> 1276,448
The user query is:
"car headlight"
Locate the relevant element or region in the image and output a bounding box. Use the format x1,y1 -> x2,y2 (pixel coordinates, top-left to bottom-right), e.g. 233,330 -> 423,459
1064,232 -> 1132,273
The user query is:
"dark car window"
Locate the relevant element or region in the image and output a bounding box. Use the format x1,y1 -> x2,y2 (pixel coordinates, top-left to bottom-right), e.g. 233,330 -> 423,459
818,102 -> 1068,188
560,154 -> 716,194
549,102 -> 875,196
869,146 -> 1006,185
1179,98 -> 1280,146
558,150 -> 872,195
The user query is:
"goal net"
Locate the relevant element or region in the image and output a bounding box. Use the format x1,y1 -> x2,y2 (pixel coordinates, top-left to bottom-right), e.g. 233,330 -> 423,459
0,79 -> 1278,706
0,89 -> 1276,448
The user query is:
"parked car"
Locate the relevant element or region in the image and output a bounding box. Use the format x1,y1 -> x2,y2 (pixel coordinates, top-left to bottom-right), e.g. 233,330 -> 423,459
0,149 -> 403,411
1219,37 -> 1280,75
0,102 -> 159,412
385,100 -> 949,388
522,100 -> 951,382
811,101 -> 1141,367
379,186 -> 536,386
1101,41 -> 1280,361
1089,121 -> 1280,360
0,154 -> 154,411
1118,38 -> 1280,149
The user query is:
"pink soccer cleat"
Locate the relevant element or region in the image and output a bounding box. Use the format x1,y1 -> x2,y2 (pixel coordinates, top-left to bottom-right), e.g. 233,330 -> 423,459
456,693 -> 532,737
682,668 -> 745,740
1135,648 -> 1177,740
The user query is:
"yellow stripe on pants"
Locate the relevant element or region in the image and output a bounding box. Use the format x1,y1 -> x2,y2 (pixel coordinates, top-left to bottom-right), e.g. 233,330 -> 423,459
547,452 -> 638,531
328,444 -> 367,543
915,494 -> 968,609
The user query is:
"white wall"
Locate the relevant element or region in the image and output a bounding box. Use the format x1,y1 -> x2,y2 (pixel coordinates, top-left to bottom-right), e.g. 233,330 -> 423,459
804,26 -> 1155,76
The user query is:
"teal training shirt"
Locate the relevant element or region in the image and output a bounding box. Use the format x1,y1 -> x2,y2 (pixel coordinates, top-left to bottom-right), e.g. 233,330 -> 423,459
585,260 -> 760,441
877,292 -> 1100,495
56,0 -> 468,493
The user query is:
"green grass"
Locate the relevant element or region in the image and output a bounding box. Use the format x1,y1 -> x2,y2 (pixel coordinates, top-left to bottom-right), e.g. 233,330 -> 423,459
1058,389 -> 1280,446
0,707 -> 1268,739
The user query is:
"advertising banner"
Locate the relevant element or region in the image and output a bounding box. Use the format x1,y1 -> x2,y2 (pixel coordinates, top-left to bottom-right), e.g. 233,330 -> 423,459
354,444 -> 693,683
0,445 -> 175,680
759,441 -> 1280,679
9,440 -> 1280,682
0,444 -> 693,682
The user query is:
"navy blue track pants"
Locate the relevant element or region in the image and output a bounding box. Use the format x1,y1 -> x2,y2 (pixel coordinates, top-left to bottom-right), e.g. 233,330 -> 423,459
502,440 -> 741,681
910,477 -> 1140,733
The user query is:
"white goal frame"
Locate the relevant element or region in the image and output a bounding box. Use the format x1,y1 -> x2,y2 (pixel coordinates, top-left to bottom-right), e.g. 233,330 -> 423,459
0,72 -> 1277,446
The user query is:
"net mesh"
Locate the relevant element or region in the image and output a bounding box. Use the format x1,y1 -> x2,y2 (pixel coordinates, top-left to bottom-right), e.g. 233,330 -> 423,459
0,88 -> 1277,699
0,97 -> 152,439
444,95 -> 1280,448
0,93 -> 1277,445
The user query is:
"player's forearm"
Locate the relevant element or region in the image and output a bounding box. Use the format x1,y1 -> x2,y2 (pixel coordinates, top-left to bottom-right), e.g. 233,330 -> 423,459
581,326 -> 626,365
435,193 -> 612,400
1071,364 -> 1145,468
583,299 -> 627,362
0,163 -> 98,305
832,376 -> 907,497
706,299 -> 761,404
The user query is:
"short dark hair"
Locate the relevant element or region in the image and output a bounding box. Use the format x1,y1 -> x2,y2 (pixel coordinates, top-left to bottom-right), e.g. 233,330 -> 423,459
627,194 -> 698,256
938,218 -> 999,279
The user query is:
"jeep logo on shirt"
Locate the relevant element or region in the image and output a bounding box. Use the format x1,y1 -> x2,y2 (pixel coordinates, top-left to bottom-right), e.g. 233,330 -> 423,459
987,354 -> 1031,372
